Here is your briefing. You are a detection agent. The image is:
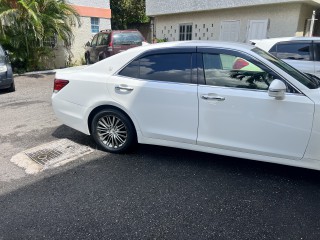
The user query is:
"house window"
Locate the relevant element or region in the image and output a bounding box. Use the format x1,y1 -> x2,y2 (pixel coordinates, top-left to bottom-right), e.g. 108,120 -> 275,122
43,35 -> 57,48
179,24 -> 192,41
91,17 -> 100,33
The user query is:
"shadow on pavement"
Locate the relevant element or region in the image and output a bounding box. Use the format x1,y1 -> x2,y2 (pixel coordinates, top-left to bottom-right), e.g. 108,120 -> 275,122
51,124 -> 97,149
51,124 -> 320,183
1,142 -> 320,239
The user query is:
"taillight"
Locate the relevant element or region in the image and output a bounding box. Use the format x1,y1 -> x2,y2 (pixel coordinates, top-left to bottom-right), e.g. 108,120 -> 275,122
233,58 -> 249,70
108,42 -> 113,52
54,79 -> 69,93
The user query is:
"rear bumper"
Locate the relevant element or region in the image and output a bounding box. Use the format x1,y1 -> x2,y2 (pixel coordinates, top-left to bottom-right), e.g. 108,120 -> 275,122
52,95 -> 90,135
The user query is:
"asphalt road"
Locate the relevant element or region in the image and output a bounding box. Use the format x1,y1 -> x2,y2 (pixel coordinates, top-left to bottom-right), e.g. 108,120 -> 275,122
1,73 -> 320,239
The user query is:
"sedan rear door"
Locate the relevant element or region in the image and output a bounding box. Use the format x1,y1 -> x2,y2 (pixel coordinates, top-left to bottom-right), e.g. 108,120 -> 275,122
107,48 -> 199,144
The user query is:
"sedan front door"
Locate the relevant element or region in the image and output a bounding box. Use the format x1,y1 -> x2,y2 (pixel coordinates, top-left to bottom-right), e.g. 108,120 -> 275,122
197,48 -> 314,160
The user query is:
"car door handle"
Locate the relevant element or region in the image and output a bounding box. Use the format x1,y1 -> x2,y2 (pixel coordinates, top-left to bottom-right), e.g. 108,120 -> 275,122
115,85 -> 134,92
201,95 -> 225,101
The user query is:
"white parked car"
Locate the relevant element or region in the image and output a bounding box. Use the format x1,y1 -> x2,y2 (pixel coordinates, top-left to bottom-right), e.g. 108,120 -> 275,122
251,37 -> 320,77
52,41 -> 320,171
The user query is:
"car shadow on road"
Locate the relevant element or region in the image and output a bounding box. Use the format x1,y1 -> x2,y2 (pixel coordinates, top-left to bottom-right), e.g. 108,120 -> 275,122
51,124 -> 98,149
0,89 -> 12,95
135,144 -> 320,183
51,124 -> 320,184
1,136 -> 320,239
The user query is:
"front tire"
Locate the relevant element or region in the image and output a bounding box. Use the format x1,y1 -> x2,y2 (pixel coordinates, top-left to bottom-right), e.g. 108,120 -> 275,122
7,81 -> 15,92
85,54 -> 91,65
98,53 -> 106,61
91,109 -> 136,153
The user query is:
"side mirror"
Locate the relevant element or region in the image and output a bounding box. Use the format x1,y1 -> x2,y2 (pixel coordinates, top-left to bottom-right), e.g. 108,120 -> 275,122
268,79 -> 286,100
85,41 -> 91,47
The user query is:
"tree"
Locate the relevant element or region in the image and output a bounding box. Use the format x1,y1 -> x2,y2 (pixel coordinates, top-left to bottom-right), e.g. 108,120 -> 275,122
0,0 -> 80,71
110,0 -> 149,30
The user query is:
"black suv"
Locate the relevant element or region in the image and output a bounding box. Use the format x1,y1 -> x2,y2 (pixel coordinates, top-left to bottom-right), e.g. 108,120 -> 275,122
0,44 -> 14,92
85,29 -> 146,64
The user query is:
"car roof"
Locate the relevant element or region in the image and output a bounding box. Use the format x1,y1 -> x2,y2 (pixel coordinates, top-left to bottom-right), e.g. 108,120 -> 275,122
251,36 -> 320,43
139,40 -> 255,52
251,36 -> 320,50
112,29 -> 140,32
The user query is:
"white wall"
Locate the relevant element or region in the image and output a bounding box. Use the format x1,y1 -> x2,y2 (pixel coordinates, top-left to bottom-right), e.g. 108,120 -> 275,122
53,16 -> 111,68
67,0 -> 110,8
146,0 -> 317,16
48,0 -> 111,68
297,3 -> 315,36
154,3 -> 303,43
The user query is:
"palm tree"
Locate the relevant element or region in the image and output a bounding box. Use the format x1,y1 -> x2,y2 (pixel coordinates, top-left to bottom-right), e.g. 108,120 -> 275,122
0,0 -> 80,71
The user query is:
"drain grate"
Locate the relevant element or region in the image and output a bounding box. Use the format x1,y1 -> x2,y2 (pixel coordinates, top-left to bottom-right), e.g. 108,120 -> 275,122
25,149 -> 63,165
22,138 -> 93,168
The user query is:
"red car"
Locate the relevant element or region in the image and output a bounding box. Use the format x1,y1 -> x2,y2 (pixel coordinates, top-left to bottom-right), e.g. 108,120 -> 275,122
85,29 -> 147,64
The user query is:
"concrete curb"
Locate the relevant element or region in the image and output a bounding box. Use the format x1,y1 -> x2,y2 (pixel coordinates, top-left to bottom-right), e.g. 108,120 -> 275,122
13,69 -> 56,77
22,69 -> 57,75
14,65 -> 89,76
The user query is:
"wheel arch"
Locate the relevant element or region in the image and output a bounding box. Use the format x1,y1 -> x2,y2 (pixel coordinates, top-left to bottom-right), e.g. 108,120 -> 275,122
87,105 -> 138,138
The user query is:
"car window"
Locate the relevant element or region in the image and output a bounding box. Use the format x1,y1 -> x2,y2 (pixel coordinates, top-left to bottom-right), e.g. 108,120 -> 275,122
253,47 -> 319,89
269,44 -> 277,56
139,53 -> 192,83
91,34 -> 99,47
203,53 -> 273,90
119,59 -> 139,79
119,53 -> 192,84
314,42 -> 320,61
276,42 -> 311,61
97,33 -> 109,46
113,32 -> 143,45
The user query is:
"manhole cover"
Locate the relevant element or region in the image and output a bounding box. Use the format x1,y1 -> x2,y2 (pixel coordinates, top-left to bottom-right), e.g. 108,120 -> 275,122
11,138 -> 94,174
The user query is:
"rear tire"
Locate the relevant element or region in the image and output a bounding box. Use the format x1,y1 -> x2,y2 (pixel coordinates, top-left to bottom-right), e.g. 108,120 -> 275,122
91,109 -> 137,153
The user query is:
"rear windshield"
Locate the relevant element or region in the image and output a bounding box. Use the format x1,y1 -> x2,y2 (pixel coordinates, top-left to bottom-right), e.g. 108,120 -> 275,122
252,47 -> 319,89
112,32 -> 143,45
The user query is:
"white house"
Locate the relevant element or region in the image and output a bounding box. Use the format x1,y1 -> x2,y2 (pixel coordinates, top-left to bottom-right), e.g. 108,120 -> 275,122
52,0 -> 111,68
146,0 -> 320,43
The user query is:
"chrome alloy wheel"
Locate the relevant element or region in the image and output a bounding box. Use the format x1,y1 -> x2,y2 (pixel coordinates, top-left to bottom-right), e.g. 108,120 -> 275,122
96,115 -> 127,149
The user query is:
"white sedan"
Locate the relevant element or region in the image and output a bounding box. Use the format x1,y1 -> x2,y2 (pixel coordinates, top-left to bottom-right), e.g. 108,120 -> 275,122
52,41 -> 320,171
251,37 -> 320,77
